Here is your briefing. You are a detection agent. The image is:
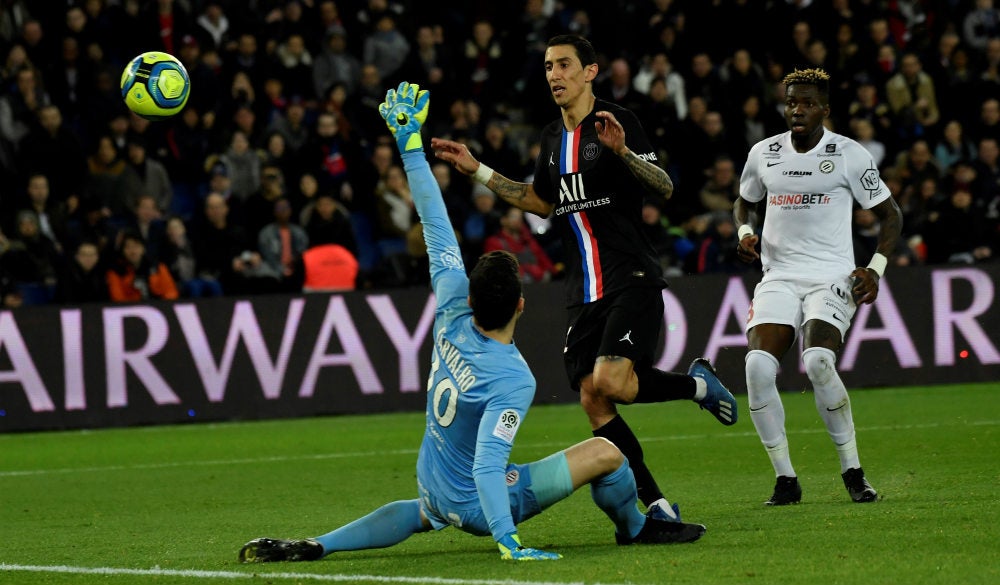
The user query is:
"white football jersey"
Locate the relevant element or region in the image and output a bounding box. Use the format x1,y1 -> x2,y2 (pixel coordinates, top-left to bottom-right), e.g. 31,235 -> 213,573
739,128 -> 890,282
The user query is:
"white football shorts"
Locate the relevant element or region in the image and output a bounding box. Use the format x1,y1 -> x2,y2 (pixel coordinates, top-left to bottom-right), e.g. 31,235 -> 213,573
746,275 -> 857,341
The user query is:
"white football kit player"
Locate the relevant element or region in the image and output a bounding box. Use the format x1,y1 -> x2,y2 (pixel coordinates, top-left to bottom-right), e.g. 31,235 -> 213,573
740,128 -> 891,338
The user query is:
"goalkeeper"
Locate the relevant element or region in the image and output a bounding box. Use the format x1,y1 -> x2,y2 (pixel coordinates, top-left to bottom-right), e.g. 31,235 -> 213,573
238,82 -> 706,564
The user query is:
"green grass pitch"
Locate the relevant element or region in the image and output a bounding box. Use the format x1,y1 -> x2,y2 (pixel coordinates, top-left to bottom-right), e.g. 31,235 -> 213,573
1,382 -> 997,585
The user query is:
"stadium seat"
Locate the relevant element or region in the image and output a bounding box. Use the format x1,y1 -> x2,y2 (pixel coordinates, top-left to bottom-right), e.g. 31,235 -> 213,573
302,244 -> 359,292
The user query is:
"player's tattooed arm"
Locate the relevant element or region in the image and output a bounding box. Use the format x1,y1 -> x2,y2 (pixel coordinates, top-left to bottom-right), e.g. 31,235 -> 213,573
487,173 -> 554,217
621,150 -> 674,200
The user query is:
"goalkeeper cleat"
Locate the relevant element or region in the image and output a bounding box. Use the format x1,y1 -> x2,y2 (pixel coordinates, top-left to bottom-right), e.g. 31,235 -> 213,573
378,81 -> 430,153
842,467 -> 878,503
689,358 -> 738,426
238,537 -> 324,563
616,514 -> 706,545
646,501 -> 682,523
765,475 -> 802,506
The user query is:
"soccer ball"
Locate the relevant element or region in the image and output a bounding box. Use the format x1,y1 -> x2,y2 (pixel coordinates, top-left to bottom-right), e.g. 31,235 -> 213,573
120,51 -> 190,120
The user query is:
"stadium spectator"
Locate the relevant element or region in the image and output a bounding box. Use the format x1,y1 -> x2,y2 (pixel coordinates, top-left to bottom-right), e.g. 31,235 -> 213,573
243,163 -> 290,241
962,0 -> 1000,52
20,173 -> 69,252
595,58 -> 650,121
165,106 -> 212,220
642,76 -> 682,174
459,20 -> 508,111
893,139 -> 942,196
969,137 -> 1000,211
124,194 -> 166,263
692,212 -> 747,275
686,52 -> 724,111
972,98 -> 1000,144
362,13 -> 408,83
193,0 -> 232,54
374,164 -> 414,257
719,49 -> 767,121
159,215 -> 222,298
304,111 -> 358,202
478,119 -> 523,179
400,23 -> 456,106
461,183 -> 501,265
925,187 -> 995,264
194,192 -> 278,296
851,118 -> 886,168
483,207 -> 557,283
17,103 -> 87,210
54,239 -> 109,304
272,33 -> 314,101
638,196 -> 684,277
106,228 -> 178,302
697,156 -> 740,214
118,136 -> 171,217
933,120 -> 977,171
885,52 -> 940,142
302,192 -> 357,256
312,25 -> 361,101
632,51 -> 687,120
899,176 -> 947,242
258,197 -> 308,292
1,210 -> 61,303
0,66 -> 48,154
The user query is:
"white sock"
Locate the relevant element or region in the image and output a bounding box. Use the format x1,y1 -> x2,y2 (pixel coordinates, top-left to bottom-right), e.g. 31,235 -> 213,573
746,350 -> 796,477
765,437 -> 796,478
803,347 -> 859,473
834,438 -> 861,473
648,497 -> 677,520
692,378 -> 707,401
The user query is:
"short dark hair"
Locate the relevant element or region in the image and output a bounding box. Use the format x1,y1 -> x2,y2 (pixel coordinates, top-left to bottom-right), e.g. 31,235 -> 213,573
783,68 -> 831,101
468,250 -> 522,331
547,34 -> 597,67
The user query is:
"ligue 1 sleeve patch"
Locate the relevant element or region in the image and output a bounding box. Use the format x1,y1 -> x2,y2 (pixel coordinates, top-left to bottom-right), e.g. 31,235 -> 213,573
492,409 -> 521,443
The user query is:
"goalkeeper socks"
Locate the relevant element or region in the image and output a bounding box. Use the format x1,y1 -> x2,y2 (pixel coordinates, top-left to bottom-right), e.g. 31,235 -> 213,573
591,459 -> 646,540
633,367 -> 696,402
593,415 -> 662,506
313,499 -> 425,553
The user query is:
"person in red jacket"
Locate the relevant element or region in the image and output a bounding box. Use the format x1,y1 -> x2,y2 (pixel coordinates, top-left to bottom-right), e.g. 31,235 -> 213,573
106,229 -> 179,302
483,207 -> 558,283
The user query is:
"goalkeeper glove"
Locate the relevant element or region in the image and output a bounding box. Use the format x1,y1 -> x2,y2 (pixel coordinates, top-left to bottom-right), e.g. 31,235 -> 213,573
496,533 -> 562,561
378,81 -> 430,153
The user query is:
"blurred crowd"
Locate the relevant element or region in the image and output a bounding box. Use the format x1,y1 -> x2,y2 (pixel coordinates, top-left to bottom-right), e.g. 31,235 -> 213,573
0,0 -> 998,308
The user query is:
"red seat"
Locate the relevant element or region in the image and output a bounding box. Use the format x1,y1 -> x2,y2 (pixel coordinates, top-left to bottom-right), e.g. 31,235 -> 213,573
302,245 -> 359,291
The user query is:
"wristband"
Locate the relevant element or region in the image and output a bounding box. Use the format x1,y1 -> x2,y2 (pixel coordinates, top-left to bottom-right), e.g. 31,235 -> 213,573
867,253 -> 887,278
472,162 -> 494,185
737,225 -> 754,241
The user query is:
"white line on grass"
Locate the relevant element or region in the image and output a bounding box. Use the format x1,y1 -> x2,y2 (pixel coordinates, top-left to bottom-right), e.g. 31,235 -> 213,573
1,420 -> 995,479
0,563 -> 629,585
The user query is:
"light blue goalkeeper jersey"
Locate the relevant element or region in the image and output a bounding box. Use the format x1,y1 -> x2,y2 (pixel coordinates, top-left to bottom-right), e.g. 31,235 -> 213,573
404,151 -> 535,542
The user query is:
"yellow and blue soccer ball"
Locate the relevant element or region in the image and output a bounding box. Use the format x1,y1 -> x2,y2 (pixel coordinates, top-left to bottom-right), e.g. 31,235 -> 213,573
120,51 -> 190,120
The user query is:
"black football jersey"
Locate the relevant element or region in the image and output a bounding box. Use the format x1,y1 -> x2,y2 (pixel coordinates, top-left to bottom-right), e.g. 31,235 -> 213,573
532,99 -> 665,307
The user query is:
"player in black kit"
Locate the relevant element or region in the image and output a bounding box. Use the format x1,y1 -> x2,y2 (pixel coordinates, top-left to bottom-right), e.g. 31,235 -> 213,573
433,35 -> 737,523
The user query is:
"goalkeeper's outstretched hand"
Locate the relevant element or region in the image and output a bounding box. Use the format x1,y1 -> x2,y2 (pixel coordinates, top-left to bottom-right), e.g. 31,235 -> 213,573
497,533 -> 562,561
379,81 -> 429,153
